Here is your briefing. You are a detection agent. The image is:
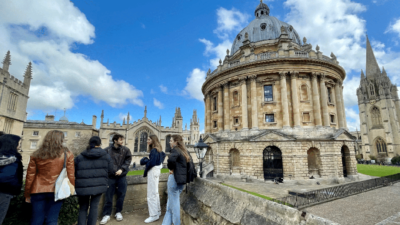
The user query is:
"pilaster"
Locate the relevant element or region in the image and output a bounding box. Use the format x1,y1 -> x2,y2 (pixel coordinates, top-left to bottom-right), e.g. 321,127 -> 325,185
280,72 -> 290,128
223,82 -> 230,131
250,75 -> 258,129
218,86 -> 224,132
335,80 -> 345,128
240,77 -> 249,130
311,73 -> 322,127
206,93 -> 212,133
290,71 -> 300,127
319,74 -> 330,127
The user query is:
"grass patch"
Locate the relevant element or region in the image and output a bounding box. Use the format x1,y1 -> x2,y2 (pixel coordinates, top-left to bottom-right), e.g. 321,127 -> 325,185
127,168 -> 169,176
357,164 -> 400,177
221,183 -> 273,200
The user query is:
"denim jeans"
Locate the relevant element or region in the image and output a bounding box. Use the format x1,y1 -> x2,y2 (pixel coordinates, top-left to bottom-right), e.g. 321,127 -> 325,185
30,193 -> 64,225
102,176 -> 127,216
78,194 -> 102,225
0,193 -> 12,224
162,175 -> 184,225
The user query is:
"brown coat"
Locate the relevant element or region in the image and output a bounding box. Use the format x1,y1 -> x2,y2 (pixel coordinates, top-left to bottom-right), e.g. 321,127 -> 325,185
24,151 -> 75,198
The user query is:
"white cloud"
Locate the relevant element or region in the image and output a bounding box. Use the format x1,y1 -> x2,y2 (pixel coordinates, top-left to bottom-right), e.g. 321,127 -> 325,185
386,18 -> 400,37
153,98 -> 164,109
213,7 -> 250,39
184,68 -> 206,101
343,76 -> 360,108
159,85 -> 168,94
0,0 -> 144,111
199,39 -> 232,69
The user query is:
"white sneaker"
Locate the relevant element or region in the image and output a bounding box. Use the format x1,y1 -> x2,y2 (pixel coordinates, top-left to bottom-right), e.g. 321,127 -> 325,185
115,212 -> 123,221
144,215 -> 160,223
100,215 -> 110,224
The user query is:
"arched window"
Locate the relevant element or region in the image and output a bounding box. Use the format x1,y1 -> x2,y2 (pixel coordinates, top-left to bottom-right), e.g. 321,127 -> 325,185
301,85 -> 308,101
109,134 -> 114,146
165,135 -> 172,152
233,91 -> 239,106
371,106 -> 382,126
370,85 -> 375,96
376,138 -> 387,153
139,132 -> 148,152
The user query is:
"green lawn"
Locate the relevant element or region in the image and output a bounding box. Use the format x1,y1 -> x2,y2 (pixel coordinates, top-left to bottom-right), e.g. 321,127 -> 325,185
127,168 -> 169,176
221,183 -> 273,200
357,164 -> 400,177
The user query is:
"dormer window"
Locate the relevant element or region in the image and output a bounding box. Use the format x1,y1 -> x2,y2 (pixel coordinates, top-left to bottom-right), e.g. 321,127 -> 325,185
261,11 -> 264,15
237,35 -> 241,41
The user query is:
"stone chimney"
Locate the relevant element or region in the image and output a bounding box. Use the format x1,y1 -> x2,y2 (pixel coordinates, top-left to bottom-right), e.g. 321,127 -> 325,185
92,115 -> 97,129
45,115 -> 55,121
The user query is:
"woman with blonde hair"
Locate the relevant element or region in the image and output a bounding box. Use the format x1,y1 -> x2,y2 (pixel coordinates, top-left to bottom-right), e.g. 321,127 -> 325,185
162,134 -> 190,225
140,135 -> 166,223
25,130 -> 75,225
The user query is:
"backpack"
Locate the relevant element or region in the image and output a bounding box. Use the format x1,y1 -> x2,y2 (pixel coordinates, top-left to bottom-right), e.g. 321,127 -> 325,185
185,154 -> 197,193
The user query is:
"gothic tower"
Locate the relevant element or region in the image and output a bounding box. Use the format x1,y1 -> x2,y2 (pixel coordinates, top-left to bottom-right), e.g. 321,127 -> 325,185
190,110 -> 200,144
357,36 -> 400,159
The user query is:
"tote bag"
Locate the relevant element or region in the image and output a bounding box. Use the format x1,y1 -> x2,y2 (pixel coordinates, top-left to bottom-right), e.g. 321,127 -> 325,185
54,151 -> 76,201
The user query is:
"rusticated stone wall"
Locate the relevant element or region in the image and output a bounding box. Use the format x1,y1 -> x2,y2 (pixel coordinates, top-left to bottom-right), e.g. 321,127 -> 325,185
180,178 -> 338,225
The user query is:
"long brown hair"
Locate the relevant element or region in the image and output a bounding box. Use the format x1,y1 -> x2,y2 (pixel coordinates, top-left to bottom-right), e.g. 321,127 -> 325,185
32,130 -> 69,159
171,134 -> 190,162
148,135 -> 162,153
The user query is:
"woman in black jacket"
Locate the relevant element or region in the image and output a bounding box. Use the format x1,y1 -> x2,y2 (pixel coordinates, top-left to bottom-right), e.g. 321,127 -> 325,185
161,135 -> 190,225
140,135 -> 166,223
0,134 -> 23,224
74,136 -> 112,225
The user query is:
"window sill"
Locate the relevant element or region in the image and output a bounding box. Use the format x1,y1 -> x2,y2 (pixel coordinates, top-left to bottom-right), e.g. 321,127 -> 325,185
300,100 -> 311,103
231,105 -> 240,109
328,102 -> 335,106
264,122 -> 277,126
302,121 -> 312,124
212,110 -> 218,114
233,124 -> 241,127
330,123 -> 337,125
261,101 -> 277,106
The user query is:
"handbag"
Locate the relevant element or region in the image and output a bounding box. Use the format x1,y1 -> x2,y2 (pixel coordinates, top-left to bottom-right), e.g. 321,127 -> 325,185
54,151 -> 76,201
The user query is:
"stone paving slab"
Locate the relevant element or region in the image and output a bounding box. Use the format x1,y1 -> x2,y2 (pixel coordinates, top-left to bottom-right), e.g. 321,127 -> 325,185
95,208 -> 165,225
304,182 -> 400,225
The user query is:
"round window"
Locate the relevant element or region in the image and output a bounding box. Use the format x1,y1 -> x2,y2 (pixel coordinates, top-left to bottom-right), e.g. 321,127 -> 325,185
260,23 -> 266,30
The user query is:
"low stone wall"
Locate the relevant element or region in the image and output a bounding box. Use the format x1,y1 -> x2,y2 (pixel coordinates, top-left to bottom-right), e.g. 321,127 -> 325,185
97,173 -> 169,216
180,178 -> 338,225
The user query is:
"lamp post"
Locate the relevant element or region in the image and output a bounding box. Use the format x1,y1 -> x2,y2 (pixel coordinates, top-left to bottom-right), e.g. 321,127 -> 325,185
193,137 -> 209,177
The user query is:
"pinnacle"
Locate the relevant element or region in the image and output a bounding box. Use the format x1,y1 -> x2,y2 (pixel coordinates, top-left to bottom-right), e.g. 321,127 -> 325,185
361,69 -> 365,79
24,62 -> 32,78
2,51 -> 11,65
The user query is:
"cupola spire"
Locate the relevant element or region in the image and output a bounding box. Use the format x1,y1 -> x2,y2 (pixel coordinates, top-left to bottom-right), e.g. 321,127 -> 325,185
255,0 -> 270,17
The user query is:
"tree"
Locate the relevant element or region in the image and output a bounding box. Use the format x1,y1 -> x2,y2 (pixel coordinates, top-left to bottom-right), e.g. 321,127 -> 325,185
68,133 -> 92,156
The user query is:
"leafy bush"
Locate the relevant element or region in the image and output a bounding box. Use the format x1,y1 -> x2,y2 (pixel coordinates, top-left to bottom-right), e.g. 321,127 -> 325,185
369,155 -> 377,161
392,155 -> 400,165
355,154 -> 363,160
376,153 -> 388,163
3,186 -> 79,225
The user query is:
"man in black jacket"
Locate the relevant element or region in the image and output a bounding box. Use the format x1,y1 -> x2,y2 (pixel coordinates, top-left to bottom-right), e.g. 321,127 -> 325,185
100,134 -> 132,224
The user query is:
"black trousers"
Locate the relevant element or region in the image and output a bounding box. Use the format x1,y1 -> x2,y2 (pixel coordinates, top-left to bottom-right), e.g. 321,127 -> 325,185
102,176 -> 127,216
78,194 -> 102,225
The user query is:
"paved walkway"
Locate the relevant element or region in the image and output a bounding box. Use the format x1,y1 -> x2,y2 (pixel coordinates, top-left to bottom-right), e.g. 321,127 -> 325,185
95,208 -> 165,225
305,182 -> 400,225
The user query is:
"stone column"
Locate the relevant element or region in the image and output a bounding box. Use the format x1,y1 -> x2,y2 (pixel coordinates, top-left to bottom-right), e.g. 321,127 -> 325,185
319,74 -> 330,127
204,95 -> 209,133
218,86 -> 224,132
335,80 -> 345,128
341,86 -> 348,129
223,82 -> 230,131
311,73 -> 322,127
280,72 -> 290,128
240,77 -> 249,130
250,75 -> 258,129
206,93 -> 212,133
290,71 -> 300,127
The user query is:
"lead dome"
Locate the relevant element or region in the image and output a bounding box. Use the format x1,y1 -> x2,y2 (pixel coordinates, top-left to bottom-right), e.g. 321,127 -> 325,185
230,1 -> 301,56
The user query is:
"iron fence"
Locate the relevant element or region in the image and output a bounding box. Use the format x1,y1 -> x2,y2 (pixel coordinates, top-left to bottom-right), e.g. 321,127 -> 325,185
271,173 -> 400,209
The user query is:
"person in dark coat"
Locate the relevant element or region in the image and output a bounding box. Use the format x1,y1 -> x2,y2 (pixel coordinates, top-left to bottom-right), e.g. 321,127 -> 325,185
0,134 -> 23,224
100,134 -> 132,224
140,135 -> 166,223
74,136 -> 112,225
162,135 -> 190,225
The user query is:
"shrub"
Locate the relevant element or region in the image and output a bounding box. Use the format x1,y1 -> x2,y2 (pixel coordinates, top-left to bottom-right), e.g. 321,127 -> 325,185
3,186 -> 79,225
376,153 -> 388,163
355,154 -> 363,160
392,155 -> 400,165
369,155 -> 377,161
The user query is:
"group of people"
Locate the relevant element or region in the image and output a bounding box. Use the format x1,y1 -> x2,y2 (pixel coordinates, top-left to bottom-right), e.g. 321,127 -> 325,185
0,129 -> 194,225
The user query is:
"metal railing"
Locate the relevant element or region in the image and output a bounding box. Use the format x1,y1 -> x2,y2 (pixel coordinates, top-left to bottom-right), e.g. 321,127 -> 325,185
271,173 -> 400,209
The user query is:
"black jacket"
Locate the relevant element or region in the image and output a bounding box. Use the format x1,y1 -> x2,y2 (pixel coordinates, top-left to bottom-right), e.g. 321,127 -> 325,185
141,148 -> 166,177
74,147 -> 113,196
104,145 -> 132,178
0,134 -> 23,196
167,147 -> 187,185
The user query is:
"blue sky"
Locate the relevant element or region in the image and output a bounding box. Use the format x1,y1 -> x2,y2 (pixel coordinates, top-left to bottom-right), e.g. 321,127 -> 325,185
1,0 -> 400,131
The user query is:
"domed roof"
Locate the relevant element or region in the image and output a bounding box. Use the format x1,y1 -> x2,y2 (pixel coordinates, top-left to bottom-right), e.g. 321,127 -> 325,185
230,1 -> 301,56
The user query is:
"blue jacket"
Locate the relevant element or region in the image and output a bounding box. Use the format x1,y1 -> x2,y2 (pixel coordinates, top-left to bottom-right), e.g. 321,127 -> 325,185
141,148 -> 166,177
0,134 -> 23,196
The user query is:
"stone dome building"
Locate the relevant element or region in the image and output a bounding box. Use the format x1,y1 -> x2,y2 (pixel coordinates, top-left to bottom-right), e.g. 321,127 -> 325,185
201,1 -> 357,180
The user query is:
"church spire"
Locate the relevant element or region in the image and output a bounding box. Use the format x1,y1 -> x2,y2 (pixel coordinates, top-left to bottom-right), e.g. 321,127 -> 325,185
382,66 -> 387,76
361,69 -> 365,79
366,35 -> 381,78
